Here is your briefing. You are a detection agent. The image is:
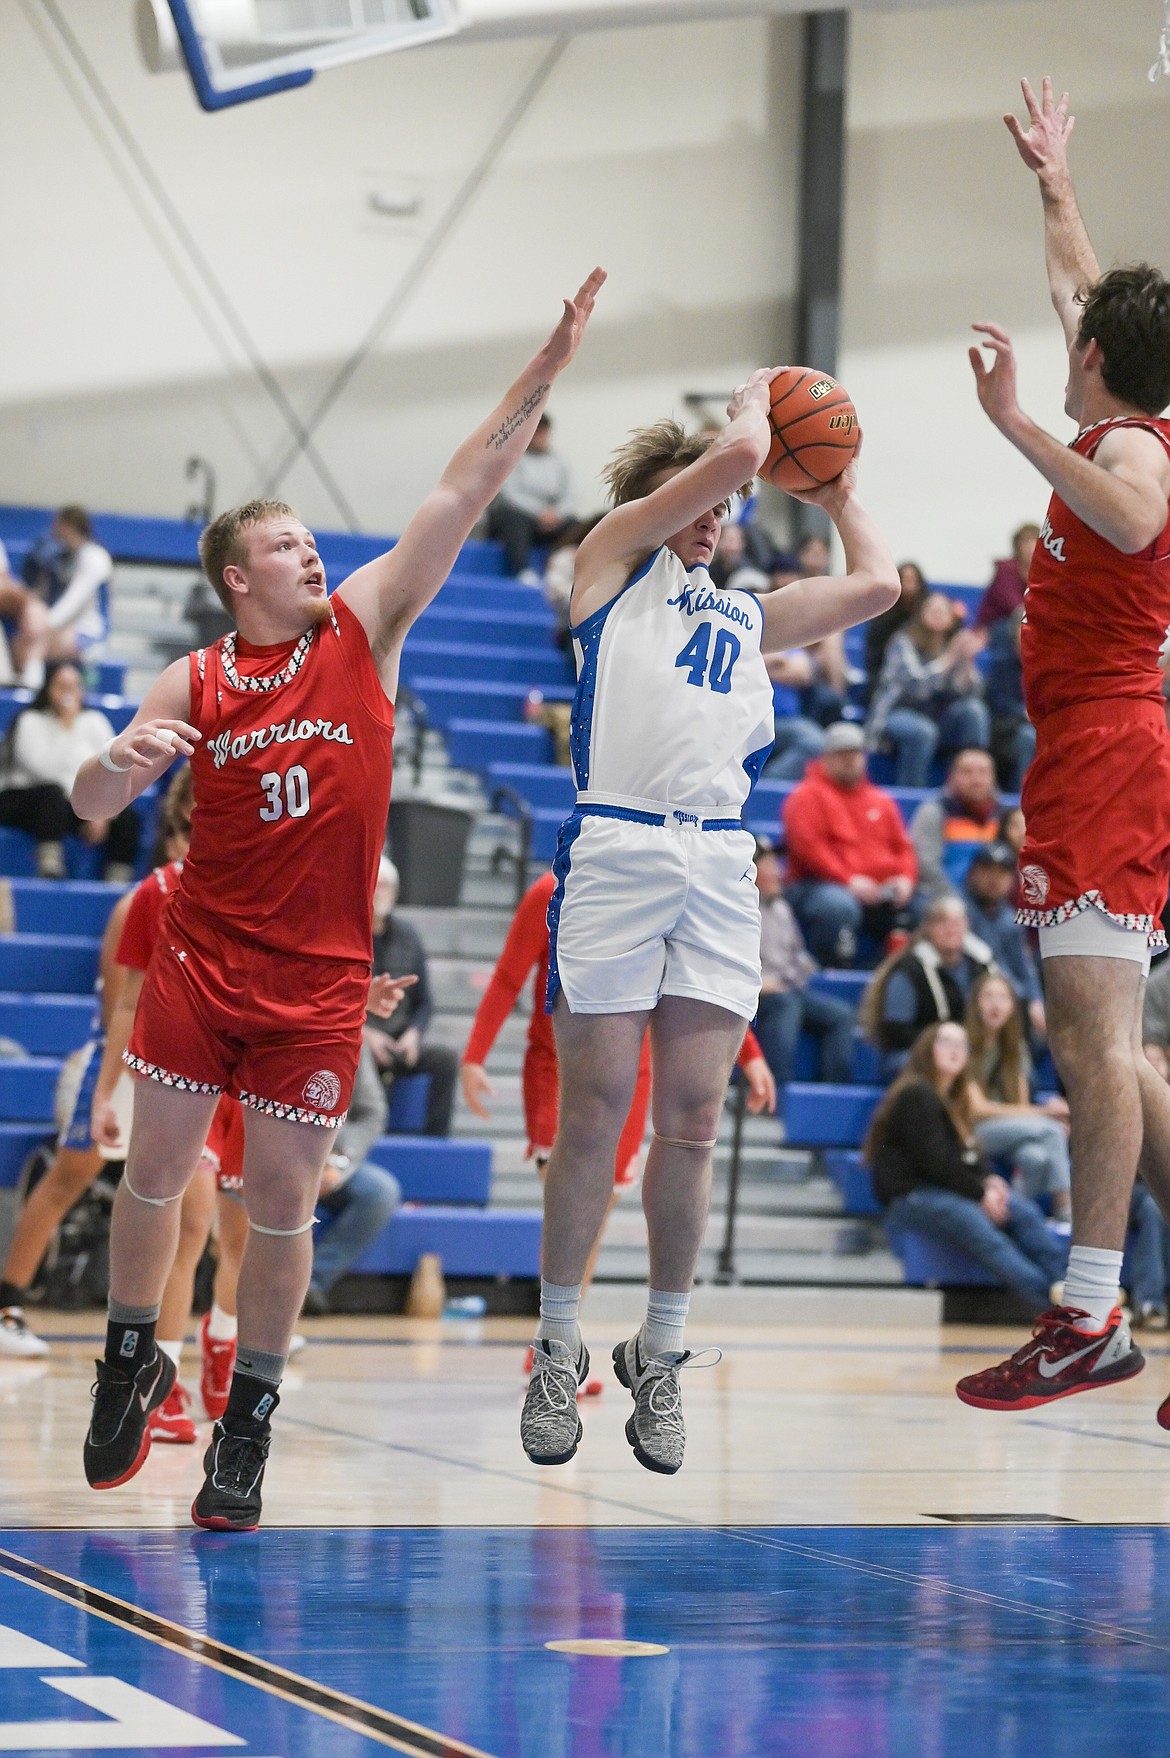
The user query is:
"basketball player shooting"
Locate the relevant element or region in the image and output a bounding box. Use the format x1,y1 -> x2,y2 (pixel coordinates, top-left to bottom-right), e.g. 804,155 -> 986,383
955,79 -> 1170,1412
520,373 -> 899,1475
69,266 -> 605,1530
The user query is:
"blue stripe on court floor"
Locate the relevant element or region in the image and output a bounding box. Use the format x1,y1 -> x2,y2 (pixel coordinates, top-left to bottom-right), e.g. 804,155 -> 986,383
2,1526 -> 1168,1756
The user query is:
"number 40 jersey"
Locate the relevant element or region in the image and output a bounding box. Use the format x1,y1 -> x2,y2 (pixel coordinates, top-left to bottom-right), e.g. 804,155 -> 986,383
180,594 -> 395,964
568,546 -> 775,817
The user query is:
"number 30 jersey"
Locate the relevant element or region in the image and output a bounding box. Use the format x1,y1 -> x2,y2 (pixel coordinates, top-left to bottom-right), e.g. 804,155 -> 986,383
569,546 -> 774,815
179,594 -> 395,964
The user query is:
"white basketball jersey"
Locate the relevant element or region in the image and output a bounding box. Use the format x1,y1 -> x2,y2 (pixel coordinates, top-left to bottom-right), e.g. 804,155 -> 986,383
569,546 -> 775,814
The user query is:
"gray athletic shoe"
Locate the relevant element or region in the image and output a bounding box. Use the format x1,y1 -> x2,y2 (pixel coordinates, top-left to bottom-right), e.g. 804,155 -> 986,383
521,1337 -> 590,1465
612,1334 -> 721,1475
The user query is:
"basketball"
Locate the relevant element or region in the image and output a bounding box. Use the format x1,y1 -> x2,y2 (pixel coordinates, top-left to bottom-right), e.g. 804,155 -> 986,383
761,366 -> 860,494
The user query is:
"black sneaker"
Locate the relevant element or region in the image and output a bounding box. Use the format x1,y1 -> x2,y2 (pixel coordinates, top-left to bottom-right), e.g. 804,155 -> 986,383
84,1351 -> 176,1489
191,1417 -> 273,1532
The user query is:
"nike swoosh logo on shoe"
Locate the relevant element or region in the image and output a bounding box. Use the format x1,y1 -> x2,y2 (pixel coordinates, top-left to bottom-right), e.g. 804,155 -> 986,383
138,1359 -> 164,1412
1036,1338 -> 1108,1378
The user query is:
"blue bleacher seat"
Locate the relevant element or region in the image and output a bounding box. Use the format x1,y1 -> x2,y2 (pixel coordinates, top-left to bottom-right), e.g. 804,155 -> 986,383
791,1029 -> 881,1085
0,994 -> 94,1055
486,763 -> 576,815
891,1227 -> 1002,1288
9,880 -> 123,938
445,720 -> 552,773
386,1073 -> 430,1134
0,1057 -> 62,1120
783,1082 -> 881,1147
417,604 -> 554,649
400,641 -> 572,690
366,1137 -> 492,1206
823,1150 -> 883,1218
0,1122 -> 53,1188
0,934 -> 99,993
808,970 -> 869,1008
353,1205 -> 540,1277
412,678 -> 573,730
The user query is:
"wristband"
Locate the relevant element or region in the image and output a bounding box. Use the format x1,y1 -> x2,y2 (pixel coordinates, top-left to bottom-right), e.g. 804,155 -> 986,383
98,740 -> 133,774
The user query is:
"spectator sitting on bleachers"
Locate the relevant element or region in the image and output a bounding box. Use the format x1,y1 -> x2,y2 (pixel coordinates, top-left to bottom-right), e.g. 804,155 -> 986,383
795,534 -> 850,727
861,895 -> 994,1079
709,521 -> 768,593
485,412 -> 575,583
782,721 -> 918,966
543,514 -> 602,648
302,1043 -> 402,1317
0,660 -> 140,880
965,971 -> 1070,1222
864,1021 -> 1066,1312
866,592 -> 990,787
975,522 -> 1039,631
962,844 -> 1045,1036
763,647 -> 825,780
863,560 -> 924,699
18,505 -> 112,687
368,857 -> 458,1135
909,747 -> 1001,901
985,607 -> 1035,791
751,836 -> 854,1099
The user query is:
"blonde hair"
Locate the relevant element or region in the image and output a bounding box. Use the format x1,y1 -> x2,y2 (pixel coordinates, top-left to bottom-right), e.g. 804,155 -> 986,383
862,1024 -> 975,1163
965,970 -> 1026,1104
198,499 -> 298,615
602,418 -> 749,509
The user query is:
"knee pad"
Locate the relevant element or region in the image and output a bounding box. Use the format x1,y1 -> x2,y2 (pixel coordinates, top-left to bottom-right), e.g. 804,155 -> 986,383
122,1168 -> 184,1208
653,1132 -> 718,1152
248,1216 -> 317,1237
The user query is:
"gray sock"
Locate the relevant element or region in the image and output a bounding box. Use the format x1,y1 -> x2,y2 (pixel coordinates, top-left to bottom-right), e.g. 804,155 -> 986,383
234,1347 -> 287,1385
108,1299 -> 161,1325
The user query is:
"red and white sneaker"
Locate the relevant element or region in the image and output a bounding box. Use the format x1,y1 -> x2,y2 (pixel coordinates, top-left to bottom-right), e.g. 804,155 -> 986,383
956,1305 -> 1145,1411
148,1380 -> 197,1444
200,1313 -> 236,1421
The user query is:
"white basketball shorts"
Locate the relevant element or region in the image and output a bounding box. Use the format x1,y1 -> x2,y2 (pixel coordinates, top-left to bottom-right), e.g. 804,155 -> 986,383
546,808 -> 762,1021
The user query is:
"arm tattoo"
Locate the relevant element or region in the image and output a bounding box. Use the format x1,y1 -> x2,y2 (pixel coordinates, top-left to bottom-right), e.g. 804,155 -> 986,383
486,384 -> 550,451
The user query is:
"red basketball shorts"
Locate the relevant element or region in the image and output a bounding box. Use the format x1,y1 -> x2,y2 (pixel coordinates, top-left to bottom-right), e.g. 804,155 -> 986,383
127,902 -> 368,1128
522,1042 -> 650,1187
201,1095 -> 245,1193
1017,697 -> 1170,949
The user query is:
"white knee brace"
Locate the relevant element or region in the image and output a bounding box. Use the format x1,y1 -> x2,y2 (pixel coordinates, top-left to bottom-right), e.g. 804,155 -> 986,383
122,1169 -> 184,1208
248,1216 -> 317,1237
653,1132 -> 718,1151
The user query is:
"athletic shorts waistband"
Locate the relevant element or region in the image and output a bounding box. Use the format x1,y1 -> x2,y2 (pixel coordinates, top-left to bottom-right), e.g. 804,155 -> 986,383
573,791 -> 744,832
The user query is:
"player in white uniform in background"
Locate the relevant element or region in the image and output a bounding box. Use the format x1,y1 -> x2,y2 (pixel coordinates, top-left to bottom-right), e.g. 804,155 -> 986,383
521,370 -> 900,1473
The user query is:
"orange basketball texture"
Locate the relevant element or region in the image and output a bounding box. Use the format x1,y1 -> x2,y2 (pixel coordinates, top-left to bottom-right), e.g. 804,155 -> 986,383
761,368 -> 859,493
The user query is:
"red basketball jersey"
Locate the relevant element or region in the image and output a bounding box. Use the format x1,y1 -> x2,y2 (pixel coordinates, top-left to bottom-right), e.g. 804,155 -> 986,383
178,594 -> 394,963
1021,415 -> 1170,722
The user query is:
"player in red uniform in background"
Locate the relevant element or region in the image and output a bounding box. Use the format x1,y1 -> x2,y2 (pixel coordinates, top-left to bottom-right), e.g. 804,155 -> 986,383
956,80 -> 1170,1410
71,268 -> 604,1530
461,871 -> 777,1384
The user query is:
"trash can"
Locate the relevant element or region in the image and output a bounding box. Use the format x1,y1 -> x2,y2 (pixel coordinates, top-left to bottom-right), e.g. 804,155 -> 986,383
387,793 -> 474,906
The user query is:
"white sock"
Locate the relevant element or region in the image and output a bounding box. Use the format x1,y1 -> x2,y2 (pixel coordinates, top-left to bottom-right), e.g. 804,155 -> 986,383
207,1304 -> 237,1342
157,1339 -> 182,1367
1062,1246 -> 1123,1331
538,1280 -> 582,1353
640,1288 -> 690,1358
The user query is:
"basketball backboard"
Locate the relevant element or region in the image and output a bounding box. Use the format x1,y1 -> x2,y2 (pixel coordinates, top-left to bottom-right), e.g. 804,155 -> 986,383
137,0 -> 460,111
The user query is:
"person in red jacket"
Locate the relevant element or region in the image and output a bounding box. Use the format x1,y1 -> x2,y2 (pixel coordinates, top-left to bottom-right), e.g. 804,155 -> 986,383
782,721 -> 918,966
461,871 -> 775,1388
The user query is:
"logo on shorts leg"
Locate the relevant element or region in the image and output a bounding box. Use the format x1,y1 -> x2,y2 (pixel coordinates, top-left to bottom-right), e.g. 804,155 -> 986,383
1021,864 -> 1050,906
302,1070 -> 341,1112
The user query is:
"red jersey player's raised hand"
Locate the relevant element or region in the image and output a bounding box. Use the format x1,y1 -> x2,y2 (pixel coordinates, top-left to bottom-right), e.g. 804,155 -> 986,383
1004,75 -> 1074,182
336,267 -> 606,701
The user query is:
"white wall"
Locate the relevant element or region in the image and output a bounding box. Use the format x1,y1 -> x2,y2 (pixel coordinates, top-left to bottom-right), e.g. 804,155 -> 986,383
840,0 -> 1170,585
0,2 -> 801,534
